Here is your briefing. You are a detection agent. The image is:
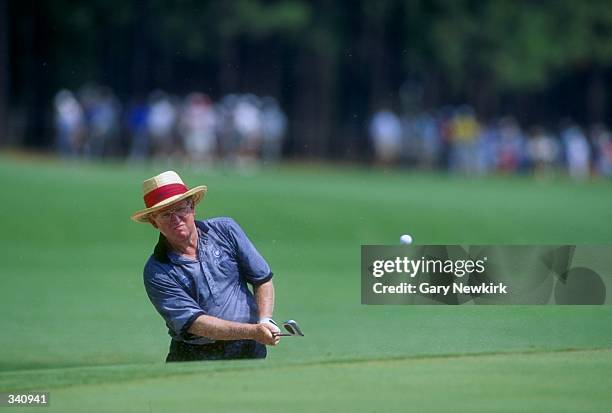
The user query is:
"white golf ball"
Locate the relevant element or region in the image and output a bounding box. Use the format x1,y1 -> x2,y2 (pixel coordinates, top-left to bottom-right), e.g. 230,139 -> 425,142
400,234 -> 413,245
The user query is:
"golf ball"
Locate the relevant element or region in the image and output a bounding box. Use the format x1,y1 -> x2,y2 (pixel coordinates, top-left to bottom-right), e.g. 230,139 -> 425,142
400,234 -> 413,245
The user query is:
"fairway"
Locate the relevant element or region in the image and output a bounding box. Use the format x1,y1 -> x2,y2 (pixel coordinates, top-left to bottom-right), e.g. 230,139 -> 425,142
33,349 -> 612,413
1,154 -> 611,411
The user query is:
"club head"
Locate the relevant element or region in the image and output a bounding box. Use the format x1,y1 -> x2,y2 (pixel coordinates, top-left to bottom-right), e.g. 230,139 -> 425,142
272,319 -> 305,337
282,319 -> 304,336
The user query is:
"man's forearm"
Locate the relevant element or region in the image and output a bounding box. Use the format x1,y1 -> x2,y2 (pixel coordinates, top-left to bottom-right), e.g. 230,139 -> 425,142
187,314 -> 279,345
253,279 -> 275,319
187,314 -> 256,340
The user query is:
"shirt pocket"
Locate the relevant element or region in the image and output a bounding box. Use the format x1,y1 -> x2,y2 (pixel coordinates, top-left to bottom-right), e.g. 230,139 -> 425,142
215,254 -> 239,276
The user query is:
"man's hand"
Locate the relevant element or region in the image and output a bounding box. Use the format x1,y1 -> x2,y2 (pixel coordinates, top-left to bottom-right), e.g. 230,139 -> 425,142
259,317 -> 282,334
251,323 -> 281,346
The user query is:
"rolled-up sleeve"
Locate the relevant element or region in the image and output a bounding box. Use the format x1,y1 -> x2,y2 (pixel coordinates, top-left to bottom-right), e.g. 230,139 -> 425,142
143,262 -> 205,337
225,219 -> 273,286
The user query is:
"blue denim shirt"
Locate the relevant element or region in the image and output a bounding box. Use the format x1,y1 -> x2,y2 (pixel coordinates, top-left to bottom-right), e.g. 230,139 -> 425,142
143,218 -> 273,344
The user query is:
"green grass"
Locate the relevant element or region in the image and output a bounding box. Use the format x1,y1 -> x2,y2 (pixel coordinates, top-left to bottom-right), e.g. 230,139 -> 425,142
1,153 -> 611,411
39,349 -> 612,413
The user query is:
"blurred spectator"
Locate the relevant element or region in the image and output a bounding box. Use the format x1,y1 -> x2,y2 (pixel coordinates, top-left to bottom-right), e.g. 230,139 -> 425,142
527,126 -> 560,178
79,85 -> 121,159
260,96 -> 287,163
369,109 -> 402,165
399,112 -> 418,164
233,94 -> 263,165
561,122 -> 591,181
477,121 -> 500,174
126,98 -> 150,161
436,106 -> 455,170
147,91 -> 178,160
54,89 -> 85,157
414,111 -> 441,170
216,94 -> 241,163
591,123 -> 612,177
449,105 -> 480,173
179,93 -> 217,164
497,117 -> 526,173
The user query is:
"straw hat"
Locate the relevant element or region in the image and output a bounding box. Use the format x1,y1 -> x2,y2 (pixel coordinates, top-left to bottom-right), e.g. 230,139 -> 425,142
131,171 -> 207,223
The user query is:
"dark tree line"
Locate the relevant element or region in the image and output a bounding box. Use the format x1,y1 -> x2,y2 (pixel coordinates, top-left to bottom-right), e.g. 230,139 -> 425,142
4,0 -> 612,158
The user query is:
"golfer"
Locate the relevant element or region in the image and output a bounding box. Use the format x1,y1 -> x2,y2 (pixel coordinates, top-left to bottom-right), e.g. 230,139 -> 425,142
131,170 -> 281,361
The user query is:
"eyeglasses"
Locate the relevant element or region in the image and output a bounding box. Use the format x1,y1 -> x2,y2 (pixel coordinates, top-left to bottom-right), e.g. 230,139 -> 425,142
154,202 -> 194,222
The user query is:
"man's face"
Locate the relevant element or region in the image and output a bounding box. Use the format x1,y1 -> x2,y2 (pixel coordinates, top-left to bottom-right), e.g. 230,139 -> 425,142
149,198 -> 197,242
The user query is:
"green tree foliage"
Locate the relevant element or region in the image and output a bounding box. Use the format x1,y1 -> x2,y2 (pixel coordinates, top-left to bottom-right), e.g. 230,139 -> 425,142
156,0 -> 310,58
427,0 -> 612,90
8,0 -> 612,149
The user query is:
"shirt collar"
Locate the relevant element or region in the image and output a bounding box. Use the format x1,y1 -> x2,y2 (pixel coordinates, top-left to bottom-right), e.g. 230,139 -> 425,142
195,220 -> 210,234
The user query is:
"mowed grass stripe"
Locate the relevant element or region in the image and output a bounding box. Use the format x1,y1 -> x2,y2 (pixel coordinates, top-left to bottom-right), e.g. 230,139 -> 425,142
2,346 -> 610,392
26,348 -> 612,413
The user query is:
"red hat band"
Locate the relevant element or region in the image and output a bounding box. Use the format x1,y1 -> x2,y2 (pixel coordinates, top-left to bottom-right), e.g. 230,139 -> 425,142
143,183 -> 189,208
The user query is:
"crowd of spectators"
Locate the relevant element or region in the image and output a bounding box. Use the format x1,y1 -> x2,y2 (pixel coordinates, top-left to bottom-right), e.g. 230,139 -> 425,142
54,85 -> 288,166
54,85 -> 612,180
370,106 -> 612,180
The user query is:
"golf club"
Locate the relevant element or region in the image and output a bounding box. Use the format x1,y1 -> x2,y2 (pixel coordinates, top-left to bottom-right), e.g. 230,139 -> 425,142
273,319 -> 304,337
